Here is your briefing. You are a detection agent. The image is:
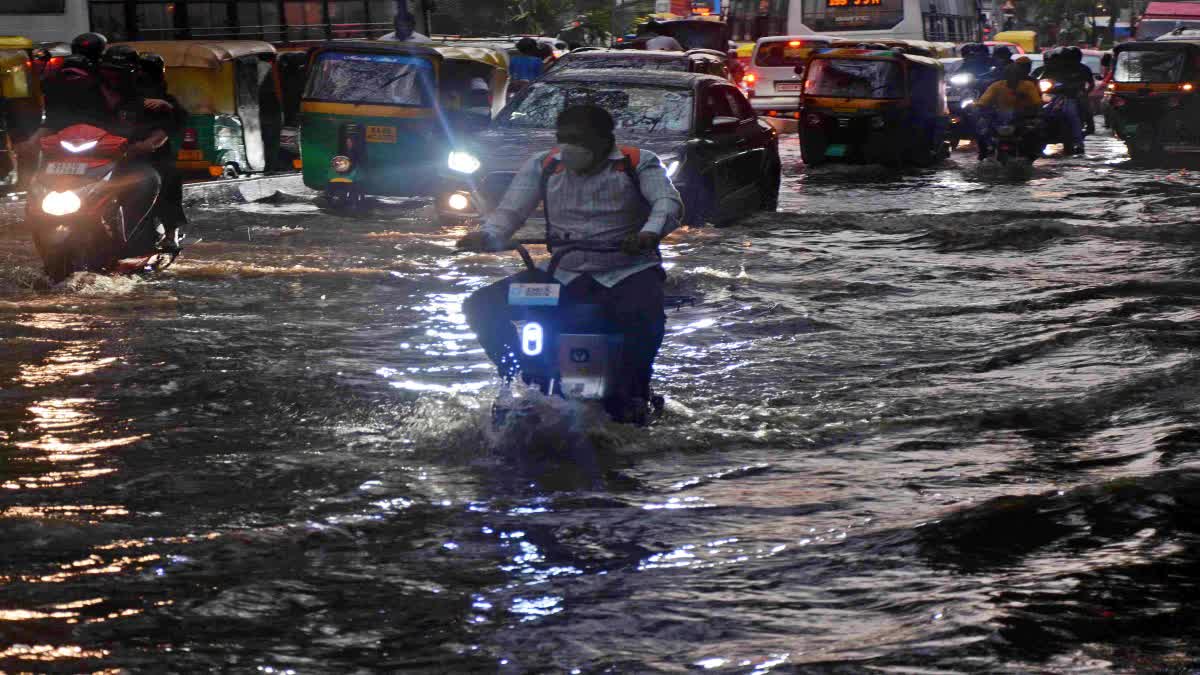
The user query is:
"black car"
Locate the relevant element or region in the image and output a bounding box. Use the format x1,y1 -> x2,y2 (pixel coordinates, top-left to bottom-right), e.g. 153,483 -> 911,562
547,48 -> 731,80
437,69 -> 780,228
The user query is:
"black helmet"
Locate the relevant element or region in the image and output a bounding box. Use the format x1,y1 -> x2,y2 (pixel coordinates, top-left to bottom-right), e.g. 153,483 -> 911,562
993,45 -> 1014,62
139,52 -> 166,81
1063,46 -> 1083,63
70,32 -> 107,61
960,43 -> 983,58
516,37 -> 538,54
101,44 -> 139,70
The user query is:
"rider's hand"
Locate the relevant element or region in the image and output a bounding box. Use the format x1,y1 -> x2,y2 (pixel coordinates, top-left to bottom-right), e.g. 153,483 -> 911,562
143,98 -> 173,113
456,230 -> 499,252
622,231 -> 659,256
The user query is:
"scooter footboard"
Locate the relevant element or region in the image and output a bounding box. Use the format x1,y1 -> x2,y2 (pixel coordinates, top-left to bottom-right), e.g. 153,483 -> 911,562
557,333 -> 624,400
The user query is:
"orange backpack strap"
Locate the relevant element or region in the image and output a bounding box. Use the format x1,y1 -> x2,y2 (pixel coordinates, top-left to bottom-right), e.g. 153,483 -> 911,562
614,146 -> 641,173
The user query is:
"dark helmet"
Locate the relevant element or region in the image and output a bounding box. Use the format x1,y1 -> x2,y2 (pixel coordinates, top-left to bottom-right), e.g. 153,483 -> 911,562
516,37 -> 538,54
139,52 -> 166,81
101,44 -> 139,69
1063,46 -> 1083,63
960,43 -> 984,59
70,32 -> 107,61
993,45 -> 1014,62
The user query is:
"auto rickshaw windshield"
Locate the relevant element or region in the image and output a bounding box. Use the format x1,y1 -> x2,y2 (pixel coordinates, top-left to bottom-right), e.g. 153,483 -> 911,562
805,59 -> 904,99
1114,49 -> 1186,82
498,82 -> 692,133
304,51 -> 434,106
756,41 -> 827,67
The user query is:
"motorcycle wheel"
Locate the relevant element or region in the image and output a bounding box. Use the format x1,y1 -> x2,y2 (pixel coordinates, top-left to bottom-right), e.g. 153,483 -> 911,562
35,234 -> 74,283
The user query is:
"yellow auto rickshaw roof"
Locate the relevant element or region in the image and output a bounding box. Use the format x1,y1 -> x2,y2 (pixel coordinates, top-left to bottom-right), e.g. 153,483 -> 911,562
432,45 -> 509,70
0,36 -> 33,50
115,40 -> 276,69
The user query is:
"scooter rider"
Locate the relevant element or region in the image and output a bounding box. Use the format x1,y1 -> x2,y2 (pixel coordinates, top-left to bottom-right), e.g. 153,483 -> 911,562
976,62 -> 1043,160
136,52 -> 189,245
457,103 -> 683,420
1036,47 -> 1089,154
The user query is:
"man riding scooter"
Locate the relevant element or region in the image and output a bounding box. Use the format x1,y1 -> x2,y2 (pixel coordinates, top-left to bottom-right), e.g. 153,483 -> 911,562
1034,47 -> 1092,154
456,104 -> 683,423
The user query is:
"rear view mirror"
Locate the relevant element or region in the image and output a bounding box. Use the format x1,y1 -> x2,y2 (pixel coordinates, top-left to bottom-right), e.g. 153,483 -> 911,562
711,115 -> 740,130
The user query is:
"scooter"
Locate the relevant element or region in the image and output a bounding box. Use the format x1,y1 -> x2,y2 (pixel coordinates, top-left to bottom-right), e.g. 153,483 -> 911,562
26,123 -> 181,282
991,116 -> 1045,168
490,239 -> 691,426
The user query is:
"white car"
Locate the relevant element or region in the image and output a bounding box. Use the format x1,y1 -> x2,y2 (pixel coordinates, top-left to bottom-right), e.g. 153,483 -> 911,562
744,35 -> 834,117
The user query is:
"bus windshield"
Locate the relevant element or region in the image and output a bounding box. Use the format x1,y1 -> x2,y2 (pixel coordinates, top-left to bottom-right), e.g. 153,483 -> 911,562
804,59 -> 903,98
304,51 -> 433,106
1114,49 -> 1186,83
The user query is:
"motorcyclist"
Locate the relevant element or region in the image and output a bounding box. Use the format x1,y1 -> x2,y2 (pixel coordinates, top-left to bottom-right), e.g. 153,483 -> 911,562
137,52 -> 189,244
1035,47 -> 1090,154
978,45 -> 1015,90
457,103 -> 683,421
41,33 -> 111,131
1064,46 -> 1097,136
976,62 -> 1044,160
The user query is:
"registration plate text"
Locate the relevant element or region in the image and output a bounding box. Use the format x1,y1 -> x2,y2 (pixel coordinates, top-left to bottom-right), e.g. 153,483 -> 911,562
508,283 -> 560,306
366,125 -> 397,143
45,162 -> 88,176
776,82 -> 803,92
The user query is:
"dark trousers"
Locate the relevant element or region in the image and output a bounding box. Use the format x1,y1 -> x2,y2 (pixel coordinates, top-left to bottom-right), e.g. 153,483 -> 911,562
150,148 -> 186,227
463,266 -> 666,400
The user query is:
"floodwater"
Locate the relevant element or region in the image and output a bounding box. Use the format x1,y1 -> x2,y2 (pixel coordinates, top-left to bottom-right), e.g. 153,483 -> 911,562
2,132 -> 1200,673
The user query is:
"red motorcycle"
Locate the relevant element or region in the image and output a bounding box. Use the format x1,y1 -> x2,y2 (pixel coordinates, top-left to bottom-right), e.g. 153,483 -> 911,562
26,123 -> 180,282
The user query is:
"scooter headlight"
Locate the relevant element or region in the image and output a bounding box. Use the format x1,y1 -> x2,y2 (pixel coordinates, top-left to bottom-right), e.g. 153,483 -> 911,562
521,322 -> 544,356
448,151 -> 481,174
331,155 -> 352,173
1039,79 -> 1054,93
949,73 -> 973,87
42,190 -> 81,216
60,139 -> 98,153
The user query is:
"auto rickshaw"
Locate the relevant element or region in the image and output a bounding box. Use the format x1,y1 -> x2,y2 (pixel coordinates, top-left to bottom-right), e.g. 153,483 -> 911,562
800,48 -> 950,167
0,37 -> 38,191
117,40 -> 283,178
300,41 -> 508,207
1106,39 -> 1200,160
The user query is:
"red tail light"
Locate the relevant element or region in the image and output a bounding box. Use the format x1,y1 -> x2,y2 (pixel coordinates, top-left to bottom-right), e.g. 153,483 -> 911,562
182,128 -> 198,150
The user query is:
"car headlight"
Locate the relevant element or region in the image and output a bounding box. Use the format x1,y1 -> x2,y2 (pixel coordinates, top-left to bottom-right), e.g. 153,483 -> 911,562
665,160 -> 681,178
949,73 -> 973,87
448,151 -> 481,174
42,190 -> 81,216
331,155 -> 352,173
1039,79 -> 1054,93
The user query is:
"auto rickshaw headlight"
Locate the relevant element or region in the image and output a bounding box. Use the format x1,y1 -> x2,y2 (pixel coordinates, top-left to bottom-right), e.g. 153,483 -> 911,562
331,155 -> 352,173
448,151 -> 481,174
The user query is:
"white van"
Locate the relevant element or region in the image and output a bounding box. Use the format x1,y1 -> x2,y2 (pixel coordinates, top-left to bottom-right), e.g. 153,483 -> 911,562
745,35 -> 834,117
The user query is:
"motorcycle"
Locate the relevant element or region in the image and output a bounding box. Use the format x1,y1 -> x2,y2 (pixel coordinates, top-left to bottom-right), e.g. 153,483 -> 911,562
488,239 -> 691,427
947,71 -> 985,150
1039,80 -> 1088,154
26,123 -> 182,282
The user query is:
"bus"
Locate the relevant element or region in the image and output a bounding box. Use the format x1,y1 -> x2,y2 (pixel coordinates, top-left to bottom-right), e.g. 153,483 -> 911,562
727,0 -> 982,44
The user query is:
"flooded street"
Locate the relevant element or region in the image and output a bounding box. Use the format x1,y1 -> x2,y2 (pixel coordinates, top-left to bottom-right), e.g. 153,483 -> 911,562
3,131 -> 1200,673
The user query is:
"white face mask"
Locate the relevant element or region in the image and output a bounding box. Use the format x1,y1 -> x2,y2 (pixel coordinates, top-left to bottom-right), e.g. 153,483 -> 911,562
560,144 -> 595,172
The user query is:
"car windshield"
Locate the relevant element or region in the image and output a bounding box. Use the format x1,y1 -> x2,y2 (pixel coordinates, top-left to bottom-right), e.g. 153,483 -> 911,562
1137,19 -> 1200,39
804,59 -> 903,98
304,51 -> 433,106
1114,49 -> 1186,83
557,54 -> 687,72
756,41 -> 826,67
498,82 -> 693,133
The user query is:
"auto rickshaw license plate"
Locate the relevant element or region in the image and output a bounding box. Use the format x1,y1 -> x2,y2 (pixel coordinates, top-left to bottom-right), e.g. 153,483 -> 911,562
177,150 -> 203,161
825,144 -> 847,158
45,162 -> 88,176
366,125 -> 397,143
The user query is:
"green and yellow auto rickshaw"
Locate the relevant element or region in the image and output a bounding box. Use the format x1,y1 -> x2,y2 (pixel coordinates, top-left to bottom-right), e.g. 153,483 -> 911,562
800,48 -> 950,167
0,37 -> 40,190
300,41 -> 509,208
1106,39 -> 1200,160
118,40 -> 283,178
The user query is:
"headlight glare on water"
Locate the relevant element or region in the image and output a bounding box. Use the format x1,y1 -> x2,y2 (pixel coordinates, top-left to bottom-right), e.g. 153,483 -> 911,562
42,190 -> 81,216
448,151 -> 481,174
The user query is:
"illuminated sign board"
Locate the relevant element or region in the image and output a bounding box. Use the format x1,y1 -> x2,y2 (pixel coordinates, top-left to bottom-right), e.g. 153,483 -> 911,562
804,0 -> 904,30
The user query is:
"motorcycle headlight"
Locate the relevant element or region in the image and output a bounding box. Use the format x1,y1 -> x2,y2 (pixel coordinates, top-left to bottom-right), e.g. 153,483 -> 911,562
665,159 -> 681,178
1039,79 -> 1054,93
331,155 -> 352,173
448,151 -> 481,174
42,190 -> 81,217
949,73 -> 973,87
